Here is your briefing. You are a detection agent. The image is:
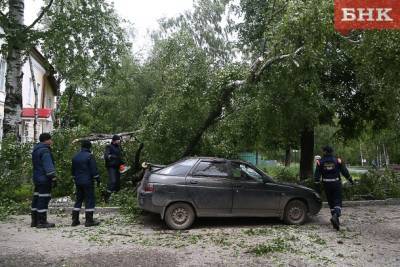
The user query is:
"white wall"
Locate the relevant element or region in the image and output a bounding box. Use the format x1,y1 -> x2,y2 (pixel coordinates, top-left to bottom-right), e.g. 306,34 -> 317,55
22,56 -> 47,108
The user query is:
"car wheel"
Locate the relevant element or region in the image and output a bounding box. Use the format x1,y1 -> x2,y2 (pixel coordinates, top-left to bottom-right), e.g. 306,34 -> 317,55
164,202 -> 195,230
283,199 -> 307,225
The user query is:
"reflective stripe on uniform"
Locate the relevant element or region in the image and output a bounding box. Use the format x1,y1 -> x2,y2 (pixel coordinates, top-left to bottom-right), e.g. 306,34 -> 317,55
38,194 -> 51,197
37,209 -> 47,213
93,175 -> 100,178
31,208 -> 37,211
33,192 -> 39,196
85,209 -> 95,212
323,178 -> 340,182
73,208 -> 81,211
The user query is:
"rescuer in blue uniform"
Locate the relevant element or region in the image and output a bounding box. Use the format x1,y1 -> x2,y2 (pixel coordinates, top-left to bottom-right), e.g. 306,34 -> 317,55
71,140 -> 101,227
103,135 -> 124,203
31,133 -> 57,228
314,146 -> 354,231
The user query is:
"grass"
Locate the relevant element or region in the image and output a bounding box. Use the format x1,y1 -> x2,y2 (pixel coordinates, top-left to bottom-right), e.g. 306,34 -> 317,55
249,237 -> 294,256
307,233 -> 327,246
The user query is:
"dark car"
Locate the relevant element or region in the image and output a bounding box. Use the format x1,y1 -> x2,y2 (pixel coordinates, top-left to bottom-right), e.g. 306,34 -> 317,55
137,157 -> 322,230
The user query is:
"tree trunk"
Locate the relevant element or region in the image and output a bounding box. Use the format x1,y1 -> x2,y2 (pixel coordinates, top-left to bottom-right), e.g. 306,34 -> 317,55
3,0 -> 25,137
62,87 -> 75,128
284,145 -> 291,167
182,82 -> 237,157
299,127 -> 314,180
28,54 -> 39,142
181,47 -> 304,157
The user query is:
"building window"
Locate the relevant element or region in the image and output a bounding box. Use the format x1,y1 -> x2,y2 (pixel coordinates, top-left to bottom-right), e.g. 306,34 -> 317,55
47,97 -> 52,108
0,59 -> 6,93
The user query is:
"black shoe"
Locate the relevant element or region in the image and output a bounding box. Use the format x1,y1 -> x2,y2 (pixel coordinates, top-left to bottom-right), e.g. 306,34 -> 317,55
31,211 -> 38,227
36,212 -> 55,228
71,210 -> 80,226
330,214 -> 340,231
85,212 -> 100,227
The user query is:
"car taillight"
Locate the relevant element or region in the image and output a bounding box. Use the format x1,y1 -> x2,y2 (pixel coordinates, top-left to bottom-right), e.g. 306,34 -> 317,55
144,183 -> 155,192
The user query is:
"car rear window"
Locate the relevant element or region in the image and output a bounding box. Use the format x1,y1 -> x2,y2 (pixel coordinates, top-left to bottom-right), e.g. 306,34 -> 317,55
192,161 -> 229,177
156,159 -> 197,176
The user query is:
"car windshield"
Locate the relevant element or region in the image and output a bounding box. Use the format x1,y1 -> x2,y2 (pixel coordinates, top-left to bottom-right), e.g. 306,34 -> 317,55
156,159 -> 198,176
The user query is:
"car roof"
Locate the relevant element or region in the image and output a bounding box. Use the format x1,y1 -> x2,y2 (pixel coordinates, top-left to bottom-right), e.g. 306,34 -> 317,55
183,156 -> 250,165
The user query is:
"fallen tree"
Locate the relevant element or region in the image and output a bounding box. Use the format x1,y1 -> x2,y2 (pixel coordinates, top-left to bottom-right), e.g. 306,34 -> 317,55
182,47 -> 304,158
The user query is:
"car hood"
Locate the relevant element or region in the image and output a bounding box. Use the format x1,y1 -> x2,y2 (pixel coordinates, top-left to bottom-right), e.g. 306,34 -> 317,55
273,181 -> 315,192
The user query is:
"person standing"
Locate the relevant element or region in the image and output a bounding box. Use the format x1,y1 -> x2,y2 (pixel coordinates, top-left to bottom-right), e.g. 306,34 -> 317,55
103,135 -> 124,203
31,133 -> 56,228
71,140 -> 100,227
314,145 -> 354,231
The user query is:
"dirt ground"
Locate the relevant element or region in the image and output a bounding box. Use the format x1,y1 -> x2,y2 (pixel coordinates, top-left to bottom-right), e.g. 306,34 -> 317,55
0,205 -> 399,267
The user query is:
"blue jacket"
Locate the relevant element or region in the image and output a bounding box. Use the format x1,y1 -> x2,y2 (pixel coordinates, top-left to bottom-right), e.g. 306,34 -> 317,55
314,155 -> 352,182
72,148 -> 100,185
32,143 -> 56,184
104,143 -> 123,168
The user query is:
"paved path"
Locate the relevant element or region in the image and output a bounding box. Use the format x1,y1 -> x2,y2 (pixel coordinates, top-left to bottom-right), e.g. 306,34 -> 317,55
0,205 -> 399,266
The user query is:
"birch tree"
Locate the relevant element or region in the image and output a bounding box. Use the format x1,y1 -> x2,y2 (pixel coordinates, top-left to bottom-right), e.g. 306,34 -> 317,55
0,0 -> 54,137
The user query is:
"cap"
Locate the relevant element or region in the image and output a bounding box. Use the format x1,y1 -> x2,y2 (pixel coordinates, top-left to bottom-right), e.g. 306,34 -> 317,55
39,133 -> 52,142
112,135 -> 121,141
81,140 -> 92,149
322,145 -> 333,154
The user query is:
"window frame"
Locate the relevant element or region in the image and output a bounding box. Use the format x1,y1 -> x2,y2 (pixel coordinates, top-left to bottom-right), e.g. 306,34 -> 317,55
230,161 -> 272,183
155,158 -> 199,177
190,160 -> 230,178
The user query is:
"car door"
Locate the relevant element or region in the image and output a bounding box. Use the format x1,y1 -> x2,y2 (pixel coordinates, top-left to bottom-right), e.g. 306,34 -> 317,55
186,160 -> 233,216
230,161 -> 281,216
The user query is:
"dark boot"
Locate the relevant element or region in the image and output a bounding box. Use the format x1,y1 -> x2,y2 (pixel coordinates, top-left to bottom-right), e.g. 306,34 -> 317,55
330,213 -> 340,231
31,211 -> 38,227
85,212 -> 100,227
36,212 -> 55,228
71,210 -> 80,226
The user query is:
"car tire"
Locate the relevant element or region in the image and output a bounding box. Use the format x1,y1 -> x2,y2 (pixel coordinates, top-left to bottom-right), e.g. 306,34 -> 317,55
164,202 -> 195,230
283,199 -> 308,225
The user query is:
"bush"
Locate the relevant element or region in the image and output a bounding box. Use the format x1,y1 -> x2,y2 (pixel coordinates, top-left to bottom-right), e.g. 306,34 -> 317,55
343,169 -> 400,200
262,165 -> 299,183
0,136 -> 32,201
108,188 -> 142,222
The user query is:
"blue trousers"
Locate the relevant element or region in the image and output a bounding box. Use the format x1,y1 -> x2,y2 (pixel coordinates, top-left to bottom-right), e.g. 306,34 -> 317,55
31,183 -> 52,213
323,181 -> 342,217
73,184 -> 96,212
106,167 -> 121,193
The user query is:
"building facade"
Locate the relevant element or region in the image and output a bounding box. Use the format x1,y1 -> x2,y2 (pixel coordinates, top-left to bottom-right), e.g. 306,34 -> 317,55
0,47 -> 57,143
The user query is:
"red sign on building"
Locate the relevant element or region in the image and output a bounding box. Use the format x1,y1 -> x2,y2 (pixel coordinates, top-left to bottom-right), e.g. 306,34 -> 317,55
334,0 -> 400,34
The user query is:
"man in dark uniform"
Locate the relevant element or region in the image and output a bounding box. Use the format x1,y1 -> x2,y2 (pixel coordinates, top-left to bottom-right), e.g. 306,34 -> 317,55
314,145 -> 354,231
71,140 -> 101,227
103,135 -> 124,203
31,133 -> 56,228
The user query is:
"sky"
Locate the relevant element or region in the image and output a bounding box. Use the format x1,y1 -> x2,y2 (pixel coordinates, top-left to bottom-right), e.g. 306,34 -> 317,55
25,0 -> 194,56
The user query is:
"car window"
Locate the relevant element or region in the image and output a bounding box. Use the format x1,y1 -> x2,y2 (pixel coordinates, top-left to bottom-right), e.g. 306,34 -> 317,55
231,162 -> 264,183
156,159 -> 197,176
192,161 -> 229,177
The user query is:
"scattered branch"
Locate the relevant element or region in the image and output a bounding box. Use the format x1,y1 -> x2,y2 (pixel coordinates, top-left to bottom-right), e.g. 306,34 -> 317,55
71,131 -> 140,143
24,0 -> 54,32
